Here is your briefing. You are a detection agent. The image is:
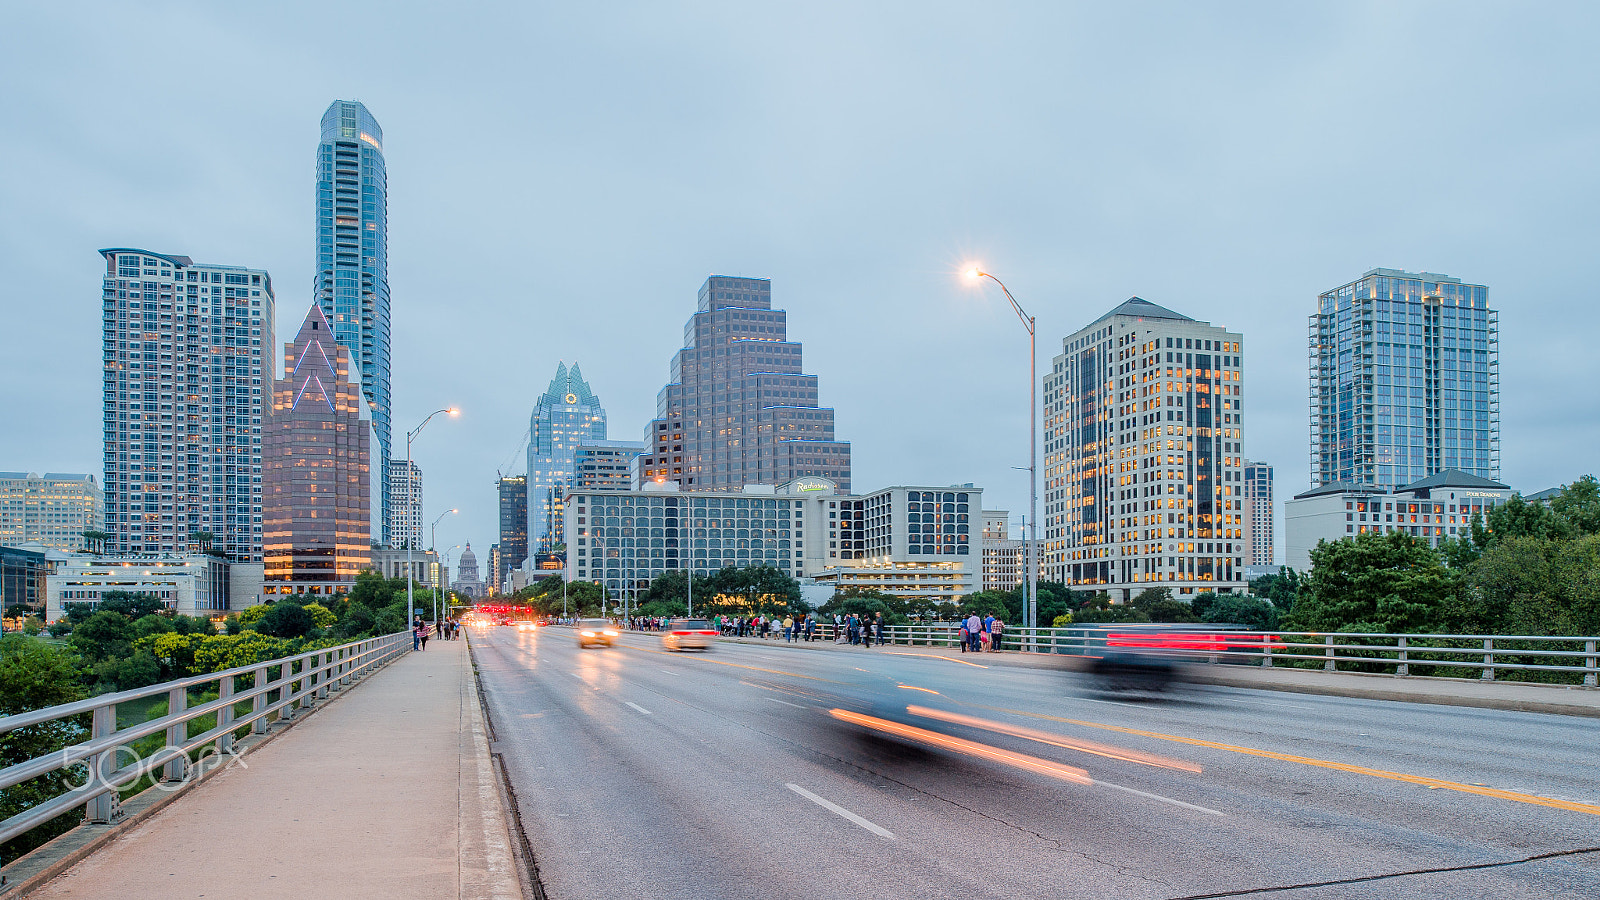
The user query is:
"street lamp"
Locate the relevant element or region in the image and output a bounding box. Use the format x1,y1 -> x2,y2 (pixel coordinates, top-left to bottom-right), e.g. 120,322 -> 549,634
430,509 -> 457,627
404,408 -> 459,636
966,266 -> 1038,644
439,544 -> 462,623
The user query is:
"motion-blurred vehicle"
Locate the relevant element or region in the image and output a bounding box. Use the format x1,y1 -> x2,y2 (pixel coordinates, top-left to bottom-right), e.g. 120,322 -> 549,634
1076,624 -> 1257,693
576,618 -> 620,648
662,618 -> 718,652
516,620 -> 536,632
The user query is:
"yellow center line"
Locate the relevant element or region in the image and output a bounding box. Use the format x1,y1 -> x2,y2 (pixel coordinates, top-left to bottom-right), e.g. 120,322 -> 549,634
977,703 -> 1600,818
884,651 -> 988,669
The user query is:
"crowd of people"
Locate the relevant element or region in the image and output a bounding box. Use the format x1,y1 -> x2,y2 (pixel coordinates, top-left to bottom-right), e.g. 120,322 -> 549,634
412,617 -> 462,650
495,610 -> 1007,652
957,612 -> 1005,652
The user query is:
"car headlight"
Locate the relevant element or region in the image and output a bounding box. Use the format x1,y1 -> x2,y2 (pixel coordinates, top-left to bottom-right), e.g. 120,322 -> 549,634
580,630 -> 596,636
603,630 -> 619,636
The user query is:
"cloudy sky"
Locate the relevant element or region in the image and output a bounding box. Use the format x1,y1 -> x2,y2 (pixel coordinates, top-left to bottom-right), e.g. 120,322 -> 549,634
4,1 -> 1597,562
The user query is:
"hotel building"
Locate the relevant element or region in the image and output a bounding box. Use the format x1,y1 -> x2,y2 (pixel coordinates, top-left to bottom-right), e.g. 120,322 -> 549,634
1284,470 -> 1511,572
564,478 -> 979,605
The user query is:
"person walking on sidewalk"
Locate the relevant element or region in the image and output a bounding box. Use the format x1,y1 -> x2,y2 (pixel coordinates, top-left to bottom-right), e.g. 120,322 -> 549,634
412,617 -> 423,651
989,617 -> 1004,652
415,620 -> 429,651
965,613 -> 983,653
872,612 -> 885,647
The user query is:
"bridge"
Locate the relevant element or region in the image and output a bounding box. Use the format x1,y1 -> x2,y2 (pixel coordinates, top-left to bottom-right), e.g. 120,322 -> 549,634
2,626 -> 1598,898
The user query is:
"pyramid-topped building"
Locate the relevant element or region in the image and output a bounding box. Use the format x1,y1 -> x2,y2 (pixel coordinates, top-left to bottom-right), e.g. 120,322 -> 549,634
262,305 -> 377,596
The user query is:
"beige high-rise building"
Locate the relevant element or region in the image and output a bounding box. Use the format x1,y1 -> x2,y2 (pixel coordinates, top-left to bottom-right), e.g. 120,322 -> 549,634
0,473 -> 104,552
1242,460 -> 1274,566
1042,298 -> 1248,601
99,249 -> 274,561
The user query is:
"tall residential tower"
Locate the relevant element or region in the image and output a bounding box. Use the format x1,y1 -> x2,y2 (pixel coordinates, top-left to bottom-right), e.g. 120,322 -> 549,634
1309,269 -> 1498,490
315,101 -> 392,538
99,249 -> 274,561
636,275 -> 850,492
1043,298 -> 1247,600
526,363 -> 607,553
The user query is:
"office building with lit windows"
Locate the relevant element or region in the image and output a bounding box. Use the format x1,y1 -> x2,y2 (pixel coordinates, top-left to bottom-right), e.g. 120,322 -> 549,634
576,441 -> 645,490
564,478 -> 978,605
316,101 -> 393,540
262,306 -> 376,595
0,473 -> 104,552
1310,269 -> 1498,491
1043,298 -> 1247,600
100,248 -> 274,561
527,363 -> 608,553
636,275 -> 850,492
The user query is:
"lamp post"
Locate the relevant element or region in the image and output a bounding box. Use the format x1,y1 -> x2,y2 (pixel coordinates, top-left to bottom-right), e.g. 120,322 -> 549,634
437,544 -> 461,627
429,509 -> 457,628
967,267 -> 1038,646
404,408 -> 459,635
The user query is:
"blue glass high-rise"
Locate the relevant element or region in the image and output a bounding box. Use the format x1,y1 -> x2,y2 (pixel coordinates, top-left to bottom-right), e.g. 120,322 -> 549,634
1309,269 -> 1499,491
527,363 -> 608,554
316,101 -> 392,541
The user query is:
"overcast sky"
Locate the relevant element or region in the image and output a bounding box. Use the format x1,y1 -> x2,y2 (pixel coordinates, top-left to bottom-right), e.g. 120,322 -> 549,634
4,2 -> 1597,563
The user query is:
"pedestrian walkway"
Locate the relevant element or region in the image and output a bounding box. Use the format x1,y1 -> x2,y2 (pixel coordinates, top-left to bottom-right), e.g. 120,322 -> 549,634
28,638 -> 522,900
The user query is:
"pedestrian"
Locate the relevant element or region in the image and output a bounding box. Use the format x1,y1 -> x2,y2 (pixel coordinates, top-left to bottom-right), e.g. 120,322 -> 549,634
834,613 -> 845,644
417,620 -> 430,651
805,616 -> 816,641
965,612 -> 982,653
412,617 -> 423,651
958,619 -> 969,652
873,612 -> 885,647
847,615 -> 860,645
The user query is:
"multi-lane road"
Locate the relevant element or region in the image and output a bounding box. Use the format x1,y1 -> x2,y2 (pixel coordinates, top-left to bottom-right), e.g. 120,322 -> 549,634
470,625 -> 1600,899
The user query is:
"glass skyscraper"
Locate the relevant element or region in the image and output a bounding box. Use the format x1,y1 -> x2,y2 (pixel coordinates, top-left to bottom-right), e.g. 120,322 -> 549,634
315,101 -> 392,540
1309,268 -> 1498,490
636,275 -> 850,492
526,363 -> 607,554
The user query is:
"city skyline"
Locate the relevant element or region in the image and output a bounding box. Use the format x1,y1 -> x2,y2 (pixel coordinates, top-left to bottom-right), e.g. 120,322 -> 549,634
5,4 -> 1598,559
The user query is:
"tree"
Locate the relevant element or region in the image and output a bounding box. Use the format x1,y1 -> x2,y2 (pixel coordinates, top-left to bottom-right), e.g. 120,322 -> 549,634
1286,530 -> 1459,633
1548,475 -> 1600,536
79,530 -> 109,554
68,611 -> 135,663
1203,595 -> 1279,631
958,591 -> 1013,620
257,603 -> 314,639
704,566 -> 803,617
95,591 -> 166,620
1131,587 -> 1200,623
1248,568 -> 1301,609
302,602 -> 338,629
0,635 -> 89,862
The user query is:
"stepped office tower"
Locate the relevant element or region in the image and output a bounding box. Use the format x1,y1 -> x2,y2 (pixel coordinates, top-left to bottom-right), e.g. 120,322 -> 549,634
636,276 -> 850,492
526,364 -> 607,553
263,306 -> 377,594
99,249 -> 275,561
1043,298 -> 1247,600
315,101 -> 392,540
1309,269 -> 1498,490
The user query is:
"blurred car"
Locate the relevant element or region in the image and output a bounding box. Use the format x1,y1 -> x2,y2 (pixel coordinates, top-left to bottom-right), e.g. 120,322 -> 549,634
662,618 -> 718,652
516,620 -> 536,632
576,618 -> 620,648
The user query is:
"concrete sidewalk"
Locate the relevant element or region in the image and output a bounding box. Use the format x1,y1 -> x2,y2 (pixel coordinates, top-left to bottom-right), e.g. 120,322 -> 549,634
26,638 -> 523,900
686,630 -> 1600,718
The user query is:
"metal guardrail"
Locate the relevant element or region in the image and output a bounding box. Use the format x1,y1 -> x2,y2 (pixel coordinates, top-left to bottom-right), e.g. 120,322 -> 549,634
0,630 -> 411,876
696,622 -> 1599,686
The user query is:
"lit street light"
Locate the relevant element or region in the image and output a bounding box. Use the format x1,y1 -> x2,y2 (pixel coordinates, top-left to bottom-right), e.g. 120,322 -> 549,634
430,509 -> 457,627
966,266 -> 1038,644
405,408 -> 459,635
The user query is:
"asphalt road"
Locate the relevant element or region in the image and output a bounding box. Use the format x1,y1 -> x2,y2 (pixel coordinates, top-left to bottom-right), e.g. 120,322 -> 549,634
470,625 -> 1600,900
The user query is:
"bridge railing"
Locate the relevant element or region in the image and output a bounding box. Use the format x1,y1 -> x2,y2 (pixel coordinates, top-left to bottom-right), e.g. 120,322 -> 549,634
792,623 -> 1599,685
0,630 -> 410,876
